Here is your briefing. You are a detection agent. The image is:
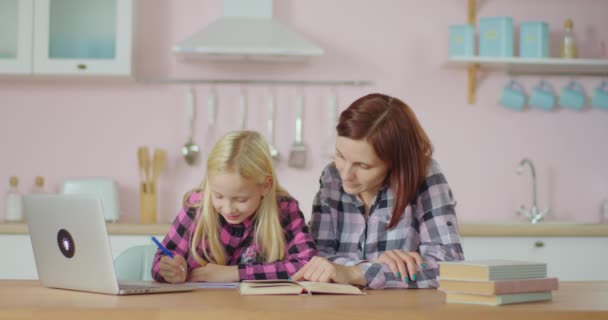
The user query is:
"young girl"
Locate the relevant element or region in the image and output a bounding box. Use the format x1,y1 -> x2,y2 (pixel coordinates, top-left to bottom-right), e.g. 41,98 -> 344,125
152,130 -> 317,283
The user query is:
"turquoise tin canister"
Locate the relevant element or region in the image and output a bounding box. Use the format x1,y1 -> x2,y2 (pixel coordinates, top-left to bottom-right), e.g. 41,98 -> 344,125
520,22 -> 549,58
449,24 -> 475,57
479,16 -> 514,57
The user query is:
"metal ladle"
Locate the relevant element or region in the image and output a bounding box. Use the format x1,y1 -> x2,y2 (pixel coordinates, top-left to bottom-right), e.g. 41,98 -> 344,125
182,87 -> 200,166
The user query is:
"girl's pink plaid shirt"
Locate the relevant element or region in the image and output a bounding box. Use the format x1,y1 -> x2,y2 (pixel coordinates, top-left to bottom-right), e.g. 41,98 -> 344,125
152,193 -> 317,282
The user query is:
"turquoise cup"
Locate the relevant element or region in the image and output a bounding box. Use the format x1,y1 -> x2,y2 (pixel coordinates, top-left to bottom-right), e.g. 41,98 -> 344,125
499,80 -> 526,110
529,81 -> 555,111
559,81 -> 586,111
591,81 -> 608,111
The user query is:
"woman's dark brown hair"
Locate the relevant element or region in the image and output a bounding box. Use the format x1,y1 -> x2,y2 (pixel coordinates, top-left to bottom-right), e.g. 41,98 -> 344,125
336,93 -> 433,229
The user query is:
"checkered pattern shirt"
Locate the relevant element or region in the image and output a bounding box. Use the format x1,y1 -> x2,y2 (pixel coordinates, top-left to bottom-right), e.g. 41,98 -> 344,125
310,159 -> 464,289
152,193 -> 317,282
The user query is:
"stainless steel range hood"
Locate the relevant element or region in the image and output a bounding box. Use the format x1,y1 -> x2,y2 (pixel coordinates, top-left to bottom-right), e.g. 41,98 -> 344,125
173,0 -> 324,62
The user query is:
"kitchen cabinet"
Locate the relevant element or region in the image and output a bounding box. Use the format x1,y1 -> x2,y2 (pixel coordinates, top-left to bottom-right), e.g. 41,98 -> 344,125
3,223 -> 606,280
0,0 -> 132,76
0,234 -> 163,280
461,236 -> 608,281
0,0 -> 33,74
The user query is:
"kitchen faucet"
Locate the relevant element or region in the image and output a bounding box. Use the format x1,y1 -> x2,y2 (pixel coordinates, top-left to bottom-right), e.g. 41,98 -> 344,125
516,158 -> 549,224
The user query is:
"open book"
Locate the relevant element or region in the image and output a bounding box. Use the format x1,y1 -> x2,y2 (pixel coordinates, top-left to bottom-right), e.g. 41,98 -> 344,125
239,280 -> 364,295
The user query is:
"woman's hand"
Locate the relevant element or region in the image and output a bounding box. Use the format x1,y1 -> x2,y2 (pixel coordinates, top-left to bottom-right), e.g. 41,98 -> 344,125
291,256 -> 365,286
188,263 -> 239,283
372,250 -> 424,282
159,255 -> 188,283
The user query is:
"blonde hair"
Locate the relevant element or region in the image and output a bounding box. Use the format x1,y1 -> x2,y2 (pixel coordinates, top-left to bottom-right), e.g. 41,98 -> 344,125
185,130 -> 287,266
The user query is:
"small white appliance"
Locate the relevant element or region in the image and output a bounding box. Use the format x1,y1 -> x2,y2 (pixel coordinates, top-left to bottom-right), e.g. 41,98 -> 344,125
60,178 -> 120,222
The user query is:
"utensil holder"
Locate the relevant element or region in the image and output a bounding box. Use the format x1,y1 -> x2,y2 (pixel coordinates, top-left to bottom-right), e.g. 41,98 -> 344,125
140,182 -> 157,224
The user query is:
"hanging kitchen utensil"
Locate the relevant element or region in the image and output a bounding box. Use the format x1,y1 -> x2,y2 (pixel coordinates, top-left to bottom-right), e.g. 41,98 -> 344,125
206,87 -> 217,149
267,90 -> 280,161
322,89 -> 338,158
288,92 -> 307,169
181,87 -> 200,166
239,87 -> 248,130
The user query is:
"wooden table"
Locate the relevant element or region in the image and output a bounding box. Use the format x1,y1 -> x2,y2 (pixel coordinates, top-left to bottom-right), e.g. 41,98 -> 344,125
0,281 -> 606,320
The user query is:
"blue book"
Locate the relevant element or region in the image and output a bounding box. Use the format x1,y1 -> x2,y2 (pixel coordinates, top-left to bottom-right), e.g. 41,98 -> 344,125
446,291 -> 553,306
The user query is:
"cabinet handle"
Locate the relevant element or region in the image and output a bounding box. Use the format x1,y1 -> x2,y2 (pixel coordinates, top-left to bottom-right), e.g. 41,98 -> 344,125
77,64 -> 87,70
534,241 -> 545,248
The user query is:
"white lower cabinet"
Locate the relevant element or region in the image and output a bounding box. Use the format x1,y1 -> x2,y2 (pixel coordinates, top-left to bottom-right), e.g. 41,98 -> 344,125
1,235 -> 37,280
461,237 -> 608,281
0,234 -> 164,280
3,234 -> 607,281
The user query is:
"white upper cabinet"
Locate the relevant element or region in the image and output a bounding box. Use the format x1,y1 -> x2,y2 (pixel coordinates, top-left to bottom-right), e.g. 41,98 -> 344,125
0,0 -> 33,74
33,0 -> 132,75
0,0 -> 132,76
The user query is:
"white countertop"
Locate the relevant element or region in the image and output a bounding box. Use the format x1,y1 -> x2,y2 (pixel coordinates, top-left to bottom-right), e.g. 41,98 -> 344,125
1,222 -> 608,237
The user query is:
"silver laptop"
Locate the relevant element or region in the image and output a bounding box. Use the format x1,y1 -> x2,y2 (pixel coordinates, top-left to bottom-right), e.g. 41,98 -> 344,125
24,194 -> 193,295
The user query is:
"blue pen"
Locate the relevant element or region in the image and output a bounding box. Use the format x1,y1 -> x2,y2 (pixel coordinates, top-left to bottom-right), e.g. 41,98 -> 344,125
151,236 -> 174,258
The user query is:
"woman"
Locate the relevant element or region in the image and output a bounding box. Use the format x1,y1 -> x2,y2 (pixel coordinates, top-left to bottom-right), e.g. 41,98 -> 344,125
292,93 -> 464,289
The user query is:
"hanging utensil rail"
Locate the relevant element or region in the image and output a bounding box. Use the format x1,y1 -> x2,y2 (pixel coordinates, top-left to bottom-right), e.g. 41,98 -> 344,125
137,78 -> 373,86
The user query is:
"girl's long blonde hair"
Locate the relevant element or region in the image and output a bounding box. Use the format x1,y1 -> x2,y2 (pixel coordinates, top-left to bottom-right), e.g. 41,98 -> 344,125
185,130 -> 287,266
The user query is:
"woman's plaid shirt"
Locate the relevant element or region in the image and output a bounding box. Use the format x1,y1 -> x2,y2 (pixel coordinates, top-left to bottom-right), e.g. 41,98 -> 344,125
310,160 -> 464,289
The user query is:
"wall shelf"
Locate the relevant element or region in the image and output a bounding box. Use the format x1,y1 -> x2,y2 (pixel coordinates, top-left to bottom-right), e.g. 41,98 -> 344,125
451,0 -> 608,104
445,57 -> 608,76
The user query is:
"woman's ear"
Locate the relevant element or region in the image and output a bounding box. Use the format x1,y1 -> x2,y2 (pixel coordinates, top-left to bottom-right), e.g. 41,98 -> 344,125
261,176 -> 273,196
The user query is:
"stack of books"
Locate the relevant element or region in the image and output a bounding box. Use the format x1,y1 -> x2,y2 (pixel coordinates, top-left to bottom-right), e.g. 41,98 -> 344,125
438,260 -> 559,306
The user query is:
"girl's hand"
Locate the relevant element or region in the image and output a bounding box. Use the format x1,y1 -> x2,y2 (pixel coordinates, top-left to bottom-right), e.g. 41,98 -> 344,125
291,257 -> 365,286
372,250 -> 424,282
159,255 -> 187,283
188,263 -> 239,283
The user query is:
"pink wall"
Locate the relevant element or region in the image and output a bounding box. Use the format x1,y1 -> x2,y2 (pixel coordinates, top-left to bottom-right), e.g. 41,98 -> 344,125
1,0 -> 607,224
